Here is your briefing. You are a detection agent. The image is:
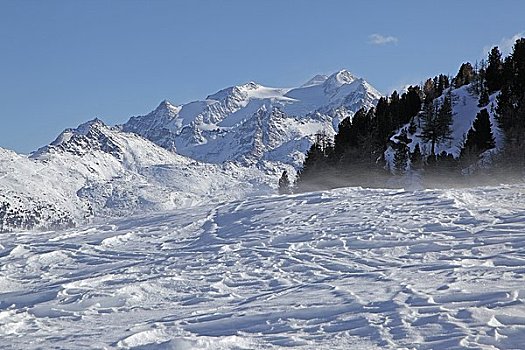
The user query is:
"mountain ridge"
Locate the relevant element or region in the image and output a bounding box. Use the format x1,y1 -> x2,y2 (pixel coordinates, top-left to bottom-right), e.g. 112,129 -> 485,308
122,69 -> 381,168
1,69 -> 381,231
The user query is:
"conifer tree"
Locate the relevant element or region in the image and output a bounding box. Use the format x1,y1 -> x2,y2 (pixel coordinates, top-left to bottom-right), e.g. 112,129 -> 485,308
410,143 -> 423,170
393,129 -> 411,174
423,78 -> 436,102
333,116 -> 353,160
420,90 -> 453,157
401,86 -> 422,124
420,100 -> 440,156
278,170 -> 291,194
496,39 -> 525,140
511,38 -> 525,96
296,131 -> 337,190
478,84 -> 490,107
375,97 -> 394,144
295,142 -> 325,190
485,46 -> 503,93
474,59 -> 488,98
437,89 -> 454,140
462,109 -> 495,156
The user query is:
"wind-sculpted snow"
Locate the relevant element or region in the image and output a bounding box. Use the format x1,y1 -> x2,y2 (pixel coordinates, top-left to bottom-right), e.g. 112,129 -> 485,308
2,185 -> 525,349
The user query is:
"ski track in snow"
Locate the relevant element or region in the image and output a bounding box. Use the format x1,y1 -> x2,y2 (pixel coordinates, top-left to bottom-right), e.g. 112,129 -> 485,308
1,186 -> 525,349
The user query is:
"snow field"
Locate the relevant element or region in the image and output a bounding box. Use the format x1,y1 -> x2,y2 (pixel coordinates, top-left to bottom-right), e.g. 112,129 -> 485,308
1,185 -> 525,349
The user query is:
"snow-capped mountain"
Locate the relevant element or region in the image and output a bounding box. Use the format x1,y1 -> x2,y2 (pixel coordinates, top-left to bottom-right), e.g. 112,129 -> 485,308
0,119 -> 272,232
0,69 -> 381,232
122,69 -> 381,168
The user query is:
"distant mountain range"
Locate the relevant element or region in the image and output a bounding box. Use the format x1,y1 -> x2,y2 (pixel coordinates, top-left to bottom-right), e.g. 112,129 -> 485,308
122,69 -> 381,168
0,70 -> 381,232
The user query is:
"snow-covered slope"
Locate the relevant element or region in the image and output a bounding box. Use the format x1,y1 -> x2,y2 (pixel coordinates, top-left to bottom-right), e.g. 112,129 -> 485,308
386,85 -> 504,168
0,120 -> 272,232
122,69 -> 381,168
0,147 -> 78,232
2,184 -> 525,349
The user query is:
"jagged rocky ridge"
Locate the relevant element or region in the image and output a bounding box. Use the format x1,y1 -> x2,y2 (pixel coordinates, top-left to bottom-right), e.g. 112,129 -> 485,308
0,120 -> 271,232
122,70 -> 381,168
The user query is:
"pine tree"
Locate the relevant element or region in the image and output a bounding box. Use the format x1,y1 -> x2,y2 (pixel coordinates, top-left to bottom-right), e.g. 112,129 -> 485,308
296,131 -> 338,190
462,109 -> 495,157
393,129 -> 411,174
493,38 -> 525,173
333,116 -> 353,160
420,100 -> 440,156
295,142 -> 325,190
496,39 -> 525,140
410,143 -> 423,170
420,90 -> 453,157
437,89 -> 454,142
454,62 -> 475,88
485,46 -> 503,93
389,90 -> 401,128
511,38 -> 525,97
278,170 -> 291,194
478,83 -> 490,107
375,97 -> 394,144
423,78 -> 436,102
474,59 -> 488,104
400,86 -> 422,124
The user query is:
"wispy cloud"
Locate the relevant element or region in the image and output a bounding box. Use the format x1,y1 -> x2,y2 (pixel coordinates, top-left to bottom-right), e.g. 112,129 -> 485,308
483,32 -> 525,56
368,33 -> 398,45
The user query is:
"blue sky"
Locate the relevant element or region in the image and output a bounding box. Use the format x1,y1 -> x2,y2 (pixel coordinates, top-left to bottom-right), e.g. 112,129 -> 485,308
1,0 -> 524,153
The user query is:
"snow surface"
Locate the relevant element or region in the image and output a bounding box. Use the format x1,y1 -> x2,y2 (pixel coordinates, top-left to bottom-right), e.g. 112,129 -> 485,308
2,185 -> 525,349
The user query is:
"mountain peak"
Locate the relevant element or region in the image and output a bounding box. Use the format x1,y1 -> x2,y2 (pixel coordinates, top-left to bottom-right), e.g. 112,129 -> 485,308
239,81 -> 261,90
150,100 -> 180,120
326,69 -> 356,86
155,99 -> 176,111
121,69 -> 383,165
302,74 -> 329,87
75,118 -> 107,134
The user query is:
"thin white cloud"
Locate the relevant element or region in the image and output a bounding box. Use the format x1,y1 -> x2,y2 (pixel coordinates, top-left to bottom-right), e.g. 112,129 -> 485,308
483,32 -> 525,56
369,33 -> 398,45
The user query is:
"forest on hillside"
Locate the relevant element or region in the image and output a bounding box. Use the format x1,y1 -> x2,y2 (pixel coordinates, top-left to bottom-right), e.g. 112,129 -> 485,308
280,37 -> 525,194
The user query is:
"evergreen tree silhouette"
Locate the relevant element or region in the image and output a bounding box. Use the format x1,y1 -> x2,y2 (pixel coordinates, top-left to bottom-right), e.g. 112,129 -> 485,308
278,170 -> 291,194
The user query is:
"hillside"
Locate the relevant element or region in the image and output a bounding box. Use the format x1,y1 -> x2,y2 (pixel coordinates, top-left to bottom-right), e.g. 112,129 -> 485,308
296,39 -> 525,190
385,84 -> 504,170
0,119 -> 272,232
